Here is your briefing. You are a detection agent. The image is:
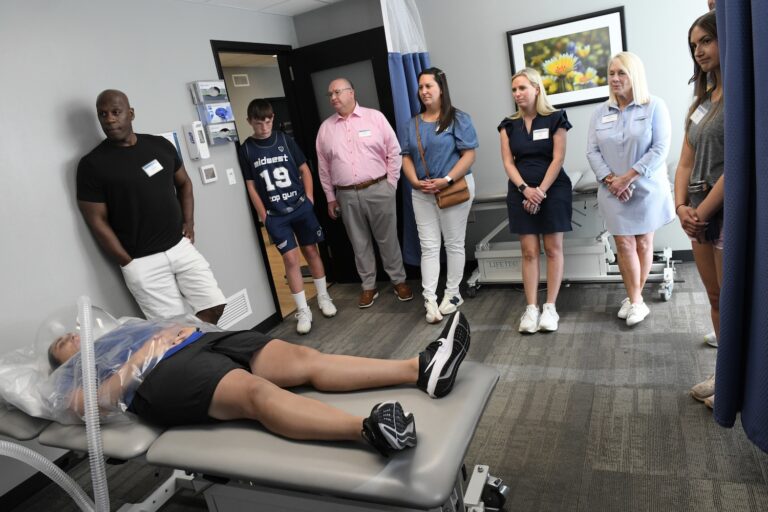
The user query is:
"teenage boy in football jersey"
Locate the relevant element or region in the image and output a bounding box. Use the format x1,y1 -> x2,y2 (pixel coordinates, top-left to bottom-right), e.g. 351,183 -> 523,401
239,99 -> 336,334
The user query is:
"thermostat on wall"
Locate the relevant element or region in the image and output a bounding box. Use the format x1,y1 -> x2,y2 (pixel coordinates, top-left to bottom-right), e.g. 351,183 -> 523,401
199,164 -> 218,184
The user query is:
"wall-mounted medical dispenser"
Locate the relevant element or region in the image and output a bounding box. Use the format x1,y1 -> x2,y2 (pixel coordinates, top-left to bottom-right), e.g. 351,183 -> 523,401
188,80 -> 239,146
183,121 -> 210,160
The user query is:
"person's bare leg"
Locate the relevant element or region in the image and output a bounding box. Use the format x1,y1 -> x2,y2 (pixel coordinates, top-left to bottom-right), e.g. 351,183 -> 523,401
542,233 -> 564,304
519,234 -> 541,305
300,244 -> 326,280
636,233 -> 655,293
250,340 -> 419,391
712,247 -> 723,339
282,248 -> 304,294
691,241 -> 721,337
208,369 -> 363,441
614,234 -> 642,303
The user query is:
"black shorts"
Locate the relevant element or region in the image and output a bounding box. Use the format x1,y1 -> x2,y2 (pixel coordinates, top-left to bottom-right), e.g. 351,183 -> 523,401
128,331 -> 273,426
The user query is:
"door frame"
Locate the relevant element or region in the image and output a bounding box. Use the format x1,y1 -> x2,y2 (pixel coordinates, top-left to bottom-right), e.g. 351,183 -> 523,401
210,40 -> 299,332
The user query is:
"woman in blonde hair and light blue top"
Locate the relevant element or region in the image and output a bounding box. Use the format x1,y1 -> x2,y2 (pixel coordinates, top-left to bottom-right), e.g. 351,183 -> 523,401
586,51 -> 674,326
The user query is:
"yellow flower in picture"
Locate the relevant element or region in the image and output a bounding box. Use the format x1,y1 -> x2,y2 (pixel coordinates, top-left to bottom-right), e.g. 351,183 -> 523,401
576,44 -> 591,58
574,67 -> 599,87
543,53 -> 578,77
542,76 -> 558,95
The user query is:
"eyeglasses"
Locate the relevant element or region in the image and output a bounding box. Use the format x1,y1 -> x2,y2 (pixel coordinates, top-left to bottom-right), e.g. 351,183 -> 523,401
326,87 -> 352,97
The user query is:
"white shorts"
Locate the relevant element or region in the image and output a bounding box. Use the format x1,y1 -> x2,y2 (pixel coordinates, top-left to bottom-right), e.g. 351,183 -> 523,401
120,237 -> 226,319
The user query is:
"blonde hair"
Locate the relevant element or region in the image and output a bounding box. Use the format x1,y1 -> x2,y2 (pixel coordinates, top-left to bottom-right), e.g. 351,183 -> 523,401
608,52 -> 651,105
509,68 -> 557,119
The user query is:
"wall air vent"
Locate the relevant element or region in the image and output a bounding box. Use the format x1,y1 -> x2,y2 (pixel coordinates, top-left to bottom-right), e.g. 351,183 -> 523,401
217,288 -> 252,329
232,74 -> 250,87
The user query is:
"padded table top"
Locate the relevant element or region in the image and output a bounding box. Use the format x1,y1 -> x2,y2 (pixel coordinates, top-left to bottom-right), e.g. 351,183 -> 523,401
0,407 -> 50,441
39,418 -> 163,460
146,361 -> 498,509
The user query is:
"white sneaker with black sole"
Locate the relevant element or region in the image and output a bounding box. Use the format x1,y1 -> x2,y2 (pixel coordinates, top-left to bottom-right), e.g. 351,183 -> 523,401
417,312 -> 471,398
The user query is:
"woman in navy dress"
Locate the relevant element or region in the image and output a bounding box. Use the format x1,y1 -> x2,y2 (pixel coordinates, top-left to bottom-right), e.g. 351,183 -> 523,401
498,68 -> 572,333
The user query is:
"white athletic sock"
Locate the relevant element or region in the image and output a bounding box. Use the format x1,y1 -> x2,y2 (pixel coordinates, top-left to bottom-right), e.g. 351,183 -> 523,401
314,276 -> 328,297
292,290 -> 308,310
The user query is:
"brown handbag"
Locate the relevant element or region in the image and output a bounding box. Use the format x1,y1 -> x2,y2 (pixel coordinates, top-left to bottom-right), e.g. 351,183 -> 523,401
414,116 -> 470,209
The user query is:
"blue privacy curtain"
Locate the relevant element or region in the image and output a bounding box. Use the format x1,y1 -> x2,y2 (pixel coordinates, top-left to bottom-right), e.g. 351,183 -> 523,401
381,0 -> 430,266
715,0 -> 768,453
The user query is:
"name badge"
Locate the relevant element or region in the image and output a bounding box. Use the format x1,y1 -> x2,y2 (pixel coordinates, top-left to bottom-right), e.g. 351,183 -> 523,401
532,128 -> 549,141
358,129 -> 372,138
601,113 -> 618,123
690,105 -> 708,125
142,159 -> 164,177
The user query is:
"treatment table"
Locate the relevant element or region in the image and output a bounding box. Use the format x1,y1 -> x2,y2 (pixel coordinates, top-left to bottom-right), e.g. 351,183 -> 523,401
1,362 -> 501,511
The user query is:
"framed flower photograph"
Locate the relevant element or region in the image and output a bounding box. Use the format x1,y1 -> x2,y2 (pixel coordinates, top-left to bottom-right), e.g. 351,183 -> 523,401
506,7 -> 626,108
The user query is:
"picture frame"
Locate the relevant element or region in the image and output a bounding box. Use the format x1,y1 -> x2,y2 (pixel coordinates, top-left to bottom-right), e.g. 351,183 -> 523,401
506,7 -> 626,108
199,164 -> 218,184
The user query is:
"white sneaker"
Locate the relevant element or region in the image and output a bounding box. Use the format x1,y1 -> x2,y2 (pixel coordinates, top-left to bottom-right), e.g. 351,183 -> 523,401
295,307 -> 312,334
704,394 -> 715,410
690,374 -> 715,401
538,303 -> 559,332
425,299 -> 443,324
438,295 -> 464,315
317,294 -> 337,318
519,305 -> 539,333
626,302 -> 650,326
704,331 -> 718,347
617,298 -> 631,319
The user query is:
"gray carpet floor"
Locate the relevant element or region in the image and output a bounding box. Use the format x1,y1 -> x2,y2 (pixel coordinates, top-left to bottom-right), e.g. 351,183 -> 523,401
9,262 -> 768,511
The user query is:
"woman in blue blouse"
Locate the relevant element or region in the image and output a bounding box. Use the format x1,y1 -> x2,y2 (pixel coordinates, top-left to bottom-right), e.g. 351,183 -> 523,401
498,68 -> 572,333
401,67 -> 478,324
586,52 -> 674,327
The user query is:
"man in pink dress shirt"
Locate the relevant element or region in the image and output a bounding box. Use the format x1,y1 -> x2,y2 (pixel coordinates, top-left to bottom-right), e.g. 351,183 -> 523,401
316,78 -> 413,308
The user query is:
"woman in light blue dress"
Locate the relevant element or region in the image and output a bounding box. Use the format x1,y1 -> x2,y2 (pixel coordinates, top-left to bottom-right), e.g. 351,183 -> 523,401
586,52 -> 674,326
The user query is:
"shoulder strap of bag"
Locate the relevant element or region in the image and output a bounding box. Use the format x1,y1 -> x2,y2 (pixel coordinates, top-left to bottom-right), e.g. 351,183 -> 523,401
414,115 -> 431,180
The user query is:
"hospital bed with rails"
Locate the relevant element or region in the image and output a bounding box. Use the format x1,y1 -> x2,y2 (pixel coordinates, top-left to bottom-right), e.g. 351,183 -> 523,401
465,169 -> 676,301
0,361 -> 504,512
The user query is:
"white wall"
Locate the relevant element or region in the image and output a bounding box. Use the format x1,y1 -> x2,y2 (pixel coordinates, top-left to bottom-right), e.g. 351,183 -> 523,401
0,0 -> 298,496
417,0 -> 709,250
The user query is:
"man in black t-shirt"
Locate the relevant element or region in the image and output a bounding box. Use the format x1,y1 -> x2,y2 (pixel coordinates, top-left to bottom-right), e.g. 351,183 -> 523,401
76,90 -> 225,323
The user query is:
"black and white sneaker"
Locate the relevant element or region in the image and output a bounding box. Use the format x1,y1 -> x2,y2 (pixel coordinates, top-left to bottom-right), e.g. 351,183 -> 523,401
361,401 -> 417,456
417,311 -> 470,398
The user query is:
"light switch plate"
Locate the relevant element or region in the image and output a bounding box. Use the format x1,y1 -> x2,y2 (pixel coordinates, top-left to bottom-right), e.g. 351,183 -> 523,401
226,168 -> 236,185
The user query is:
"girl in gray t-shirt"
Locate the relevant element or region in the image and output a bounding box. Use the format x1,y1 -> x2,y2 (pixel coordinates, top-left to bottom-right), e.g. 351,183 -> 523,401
674,10 -> 723,409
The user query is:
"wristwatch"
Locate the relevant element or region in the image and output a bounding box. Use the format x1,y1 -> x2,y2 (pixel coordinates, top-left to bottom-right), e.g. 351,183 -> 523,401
444,175 -> 454,185
517,183 -> 528,193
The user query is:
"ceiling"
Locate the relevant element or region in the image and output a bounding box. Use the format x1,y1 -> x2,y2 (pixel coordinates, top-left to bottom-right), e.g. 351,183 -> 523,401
178,0 -> 343,17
